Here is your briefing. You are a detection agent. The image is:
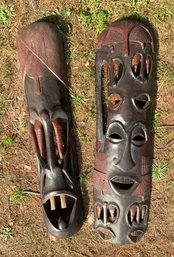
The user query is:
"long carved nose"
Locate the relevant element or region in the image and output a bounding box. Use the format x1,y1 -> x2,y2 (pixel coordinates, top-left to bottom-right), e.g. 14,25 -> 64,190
117,141 -> 135,172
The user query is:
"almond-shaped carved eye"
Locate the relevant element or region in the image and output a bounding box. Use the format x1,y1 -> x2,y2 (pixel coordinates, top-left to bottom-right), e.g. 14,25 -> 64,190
108,133 -> 122,143
113,59 -> 123,84
106,122 -> 124,143
132,127 -> 147,146
132,54 -> 141,77
108,94 -> 123,110
133,93 -> 150,111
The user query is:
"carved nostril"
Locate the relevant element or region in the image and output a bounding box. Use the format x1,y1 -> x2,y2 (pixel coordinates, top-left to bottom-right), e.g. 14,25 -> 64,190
117,147 -> 135,172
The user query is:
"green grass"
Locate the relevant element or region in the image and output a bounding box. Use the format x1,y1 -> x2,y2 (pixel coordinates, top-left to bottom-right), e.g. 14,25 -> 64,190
0,3 -> 15,25
79,10 -> 108,32
0,226 -> 13,240
167,179 -> 174,188
79,0 -> 109,32
79,171 -> 88,186
158,60 -> 174,83
71,91 -> 89,105
2,135 -> 15,148
79,134 -> 91,144
151,111 -> 160,133
152,162 -> 169,181
170,151 -> 174,160
82,67 -> 94,85
10,187 -> 27,204
88,104 -> 96,121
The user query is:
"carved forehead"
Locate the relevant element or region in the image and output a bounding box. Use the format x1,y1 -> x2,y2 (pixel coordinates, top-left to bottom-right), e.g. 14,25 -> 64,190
97,20 -> 154,56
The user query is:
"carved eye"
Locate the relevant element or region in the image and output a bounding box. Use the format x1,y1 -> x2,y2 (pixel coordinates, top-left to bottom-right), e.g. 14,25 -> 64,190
109,133 -> 122,142
108,94 -> 123,110
106,122 -> 124,143
132,126 -> 147,146
133,93 -> 150,111
113,59 -> 123,84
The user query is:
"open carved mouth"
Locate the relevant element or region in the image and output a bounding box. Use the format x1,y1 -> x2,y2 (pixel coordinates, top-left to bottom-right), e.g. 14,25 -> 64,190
110,176 -> 138,194
128,230 -> 144,243
96,226 -> 115,241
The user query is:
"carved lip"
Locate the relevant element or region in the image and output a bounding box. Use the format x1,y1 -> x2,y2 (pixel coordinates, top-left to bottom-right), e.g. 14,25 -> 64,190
109,176 -> 138,194
96,226 -> 115,241
128,230 -> 144,243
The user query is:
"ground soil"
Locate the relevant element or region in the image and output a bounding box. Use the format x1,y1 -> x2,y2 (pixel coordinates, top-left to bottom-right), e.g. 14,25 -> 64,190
0,1 -> 174,257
